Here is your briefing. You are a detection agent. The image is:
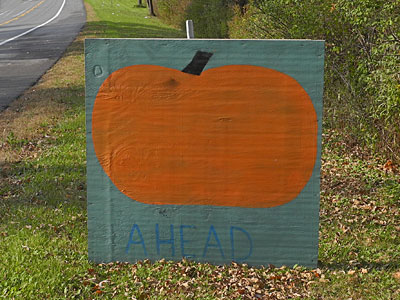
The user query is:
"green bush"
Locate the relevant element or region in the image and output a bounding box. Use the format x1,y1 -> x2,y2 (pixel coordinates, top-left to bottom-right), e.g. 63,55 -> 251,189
185,0 -> 233,38
156,0 -> 236,38
229,0 -> 400,160
155,0 -> 191,28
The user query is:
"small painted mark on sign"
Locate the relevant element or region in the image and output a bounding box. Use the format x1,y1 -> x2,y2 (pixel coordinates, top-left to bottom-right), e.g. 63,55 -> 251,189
93,65 -> 104,77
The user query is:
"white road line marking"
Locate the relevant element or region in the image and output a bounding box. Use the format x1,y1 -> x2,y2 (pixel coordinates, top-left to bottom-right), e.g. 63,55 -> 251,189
0,0 -> 66,46
0,10 -> 10,16
0,1 -> 46,26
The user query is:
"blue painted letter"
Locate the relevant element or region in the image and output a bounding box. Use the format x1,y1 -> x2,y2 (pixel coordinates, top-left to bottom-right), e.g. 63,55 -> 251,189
203,225 -> 225,259
126,224 -> 147,255
230,226 -> 252,261
156,224 -> 175,257
180,225 -> 196,258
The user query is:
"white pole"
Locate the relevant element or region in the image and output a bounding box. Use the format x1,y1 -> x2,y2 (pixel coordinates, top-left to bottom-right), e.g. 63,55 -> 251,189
186,20 -> 194,39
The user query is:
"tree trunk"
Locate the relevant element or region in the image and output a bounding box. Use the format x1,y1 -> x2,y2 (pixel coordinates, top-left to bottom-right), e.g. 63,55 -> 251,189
146,0 -> 155,16
138,0 -> 142,5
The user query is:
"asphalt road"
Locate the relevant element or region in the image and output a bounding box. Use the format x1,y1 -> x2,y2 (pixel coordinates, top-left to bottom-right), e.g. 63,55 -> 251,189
0,0 -> 86,111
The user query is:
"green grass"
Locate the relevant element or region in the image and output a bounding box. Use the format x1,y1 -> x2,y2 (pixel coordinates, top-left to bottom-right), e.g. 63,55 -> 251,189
314,131 -> 400,299
85,0 -> 184,38
0,1 -> 399,299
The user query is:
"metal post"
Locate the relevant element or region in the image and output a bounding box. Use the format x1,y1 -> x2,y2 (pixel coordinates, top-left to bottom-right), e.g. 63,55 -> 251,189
186,20 -> 194,39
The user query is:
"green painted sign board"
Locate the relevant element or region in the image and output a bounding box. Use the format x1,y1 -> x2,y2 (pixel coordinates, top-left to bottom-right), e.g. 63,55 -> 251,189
85,39 -> 324,267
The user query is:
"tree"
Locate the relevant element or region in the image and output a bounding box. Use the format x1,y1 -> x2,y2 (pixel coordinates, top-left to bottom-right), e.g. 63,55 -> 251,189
147,0 -> 156,16
229,0 -> 400,159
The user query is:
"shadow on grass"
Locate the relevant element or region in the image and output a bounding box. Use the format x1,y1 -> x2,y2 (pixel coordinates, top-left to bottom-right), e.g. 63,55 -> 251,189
0,87 -> 87,228
88,20 -> 184,38
64,20 -> 185,58
318,260 -> 400,272
0,159 -> 87,224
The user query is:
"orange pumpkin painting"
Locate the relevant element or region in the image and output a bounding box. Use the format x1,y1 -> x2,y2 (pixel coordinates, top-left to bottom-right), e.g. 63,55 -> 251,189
92,51 -> 317,208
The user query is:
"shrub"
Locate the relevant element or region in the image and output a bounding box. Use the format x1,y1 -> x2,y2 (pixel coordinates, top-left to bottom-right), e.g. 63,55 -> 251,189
229,0 -> 400,160
185,0 -> 234,38
155,0 -> 191,28
156,0 -> 237,38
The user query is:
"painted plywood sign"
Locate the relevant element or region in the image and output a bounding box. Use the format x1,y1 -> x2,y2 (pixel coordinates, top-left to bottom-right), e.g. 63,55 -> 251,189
85,39 -> 324,267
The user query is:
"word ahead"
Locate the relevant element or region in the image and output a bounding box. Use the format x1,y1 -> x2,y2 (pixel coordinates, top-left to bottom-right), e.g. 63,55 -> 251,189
126,224 -> 253,261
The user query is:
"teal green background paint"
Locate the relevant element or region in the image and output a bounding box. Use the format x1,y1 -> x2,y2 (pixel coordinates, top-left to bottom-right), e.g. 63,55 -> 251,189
85,39 -> 324,267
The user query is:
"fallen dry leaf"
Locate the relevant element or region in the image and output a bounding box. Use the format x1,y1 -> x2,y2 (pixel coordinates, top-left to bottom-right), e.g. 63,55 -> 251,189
383,160 -> 396,172
393,271 -> 400,281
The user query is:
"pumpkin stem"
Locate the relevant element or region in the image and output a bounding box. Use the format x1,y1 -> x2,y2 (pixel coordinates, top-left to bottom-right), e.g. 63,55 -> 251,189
182,51 -> 213,75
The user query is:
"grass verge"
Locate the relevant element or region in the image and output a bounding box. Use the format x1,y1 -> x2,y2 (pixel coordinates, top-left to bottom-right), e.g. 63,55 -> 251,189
0,1 -> 399,299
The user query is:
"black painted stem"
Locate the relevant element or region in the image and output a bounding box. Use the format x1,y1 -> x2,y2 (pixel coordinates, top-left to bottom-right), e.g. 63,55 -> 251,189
182,51 -> 213,75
